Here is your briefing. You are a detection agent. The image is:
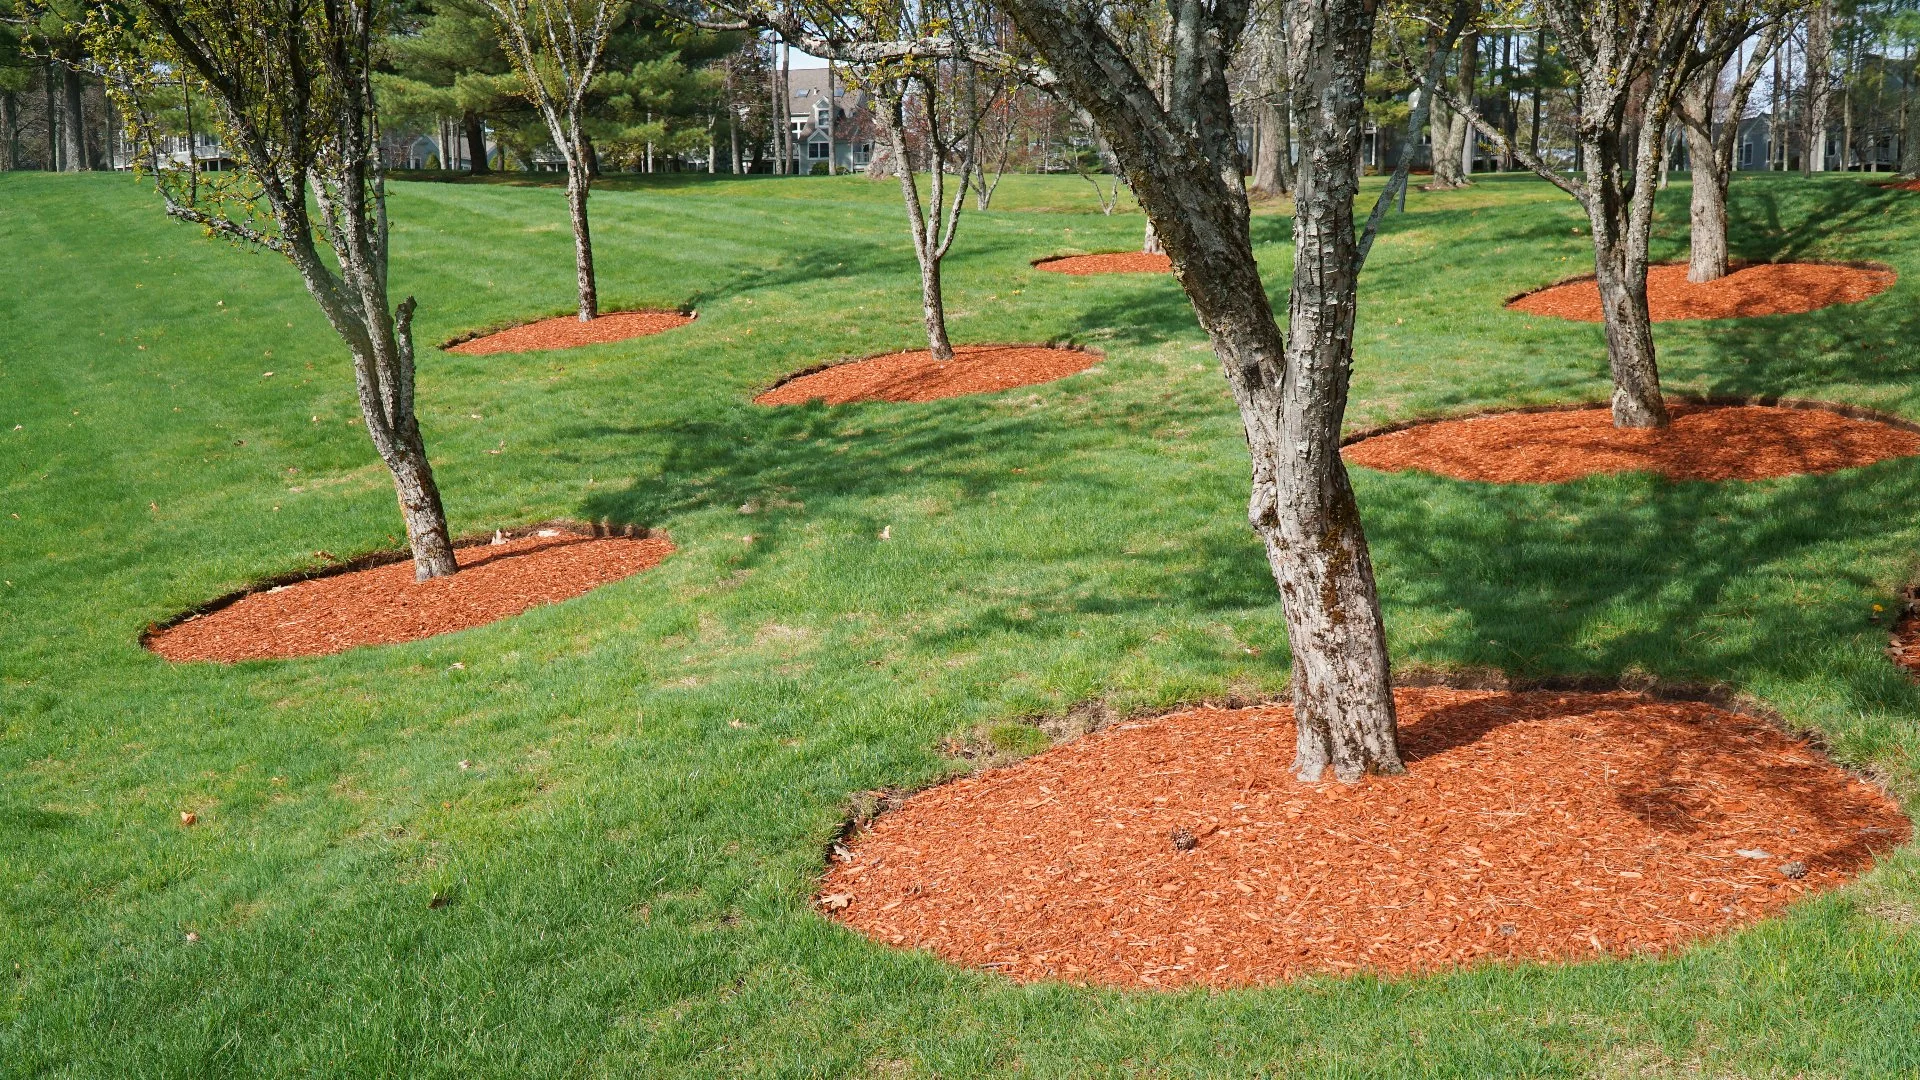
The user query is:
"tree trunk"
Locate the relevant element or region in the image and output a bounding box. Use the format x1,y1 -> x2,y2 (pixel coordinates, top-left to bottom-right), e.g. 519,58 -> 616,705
1,92 -> 16,170
826,60 -> 838,176
1431,98 -> 1464,187
1272,0 -> 1402,781
565,158 -> 598,321
1682,77 -> 1729,283
61,67 -> 88,171
464,112 -> 489,174
44,62 -> 59,170
384,438 -> 459,580
1251,97 -> 1290,196
1806,1 -> 1833,173
1584,154 -> 1668,428
1896,75 -> 1912,177
1142,218 -> 1163,254
878,92 -> 955,360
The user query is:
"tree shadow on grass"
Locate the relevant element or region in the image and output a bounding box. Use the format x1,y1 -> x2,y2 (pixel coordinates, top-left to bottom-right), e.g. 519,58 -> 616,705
1356,462 -> 1920,715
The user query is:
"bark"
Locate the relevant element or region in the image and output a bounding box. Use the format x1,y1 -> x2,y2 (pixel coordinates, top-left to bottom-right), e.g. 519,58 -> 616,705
1904,72 -> 1920,177
874,86 -> 964,361
1142,218 -> 1162,254
464,111 -> 489,173
1430,97 -> 1465,186
1251,95 -> 1292,196
995,0 -> 1403,781
1584,133 -> 1668,428
1805,1 -> 1832,173
565,157 -> 598,320
1,92 -> 16,170
1684,115 -> 1728,282
44,61 -> 58,170
61,66 -> 88,170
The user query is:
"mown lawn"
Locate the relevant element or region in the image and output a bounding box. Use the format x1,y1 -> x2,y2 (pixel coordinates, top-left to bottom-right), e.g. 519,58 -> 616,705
3,167 -> 1920,1077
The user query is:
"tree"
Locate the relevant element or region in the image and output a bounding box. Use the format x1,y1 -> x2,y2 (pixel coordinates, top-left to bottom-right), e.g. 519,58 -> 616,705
1426,0 -> 1738,428
1427,29 -> 1476,188
98,0 -> 461,578
1248,2 -> 1295,198
1675,13 -> 1782,282
479,0 -> 623,320
381,0 -> 521,173
702,1 -> 1009,360
1002,0 -> 1404,780
1804,0 -> 1833,170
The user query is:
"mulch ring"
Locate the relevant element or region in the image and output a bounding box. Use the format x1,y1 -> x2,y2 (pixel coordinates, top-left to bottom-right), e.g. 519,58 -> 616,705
1033,252 -> 1173,275
754,344 -> 1101,406
820,687 -> 1908,989
1507,262 -> 1895,322
1341,402 -> 1920,484
444,310 -> 694,355
1882,179 -> 1920,193
145,523 -> 673,662
1887,594 -> 1920,676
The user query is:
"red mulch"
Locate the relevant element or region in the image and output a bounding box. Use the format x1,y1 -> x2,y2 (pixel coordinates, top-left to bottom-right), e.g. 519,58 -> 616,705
446,311 -> 693,355
754,345 -> 1100,406
821,688 -> 1908,989
1034,252 -> 1174,275
1342,404 -> 1920,484
1508,262 -> 1895,322
1889,607 -> 1920,674
1884,179 -> 1920,193
147,531 -> 675,662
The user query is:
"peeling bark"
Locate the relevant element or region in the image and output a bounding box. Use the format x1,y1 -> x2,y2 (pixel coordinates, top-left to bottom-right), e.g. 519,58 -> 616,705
995,0 -> 1403,781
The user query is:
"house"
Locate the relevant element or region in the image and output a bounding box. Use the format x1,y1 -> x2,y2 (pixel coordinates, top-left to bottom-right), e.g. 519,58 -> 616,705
783,66 -> 874,172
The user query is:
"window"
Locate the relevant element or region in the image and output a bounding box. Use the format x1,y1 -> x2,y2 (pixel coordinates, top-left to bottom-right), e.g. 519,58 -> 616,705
816,102 -> 831,125
852,141 -> 872,165
808,139 -> 830,160
1739,141 -> 1753,168
790,116 -> 807,138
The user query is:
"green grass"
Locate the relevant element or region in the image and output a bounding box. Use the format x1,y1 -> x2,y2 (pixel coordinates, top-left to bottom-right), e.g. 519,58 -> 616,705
4,167 -> 1920,1077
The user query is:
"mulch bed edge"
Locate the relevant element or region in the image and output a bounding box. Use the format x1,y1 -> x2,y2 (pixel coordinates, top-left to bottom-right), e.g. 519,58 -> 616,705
823,665 -> 1894,875
1501,259 -> 1899,308
755,341 -> 1100,398
1338,394 -> 1920,448
139,518 -> 661,649
436,307 -> 697,351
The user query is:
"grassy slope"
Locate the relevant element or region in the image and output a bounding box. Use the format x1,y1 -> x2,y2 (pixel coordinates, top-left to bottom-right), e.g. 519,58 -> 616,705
3,168 -> 1919,1077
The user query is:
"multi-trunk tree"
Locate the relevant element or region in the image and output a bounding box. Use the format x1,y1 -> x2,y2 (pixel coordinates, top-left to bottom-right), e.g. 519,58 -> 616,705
98,0 -> 460,578
1675,11 -> 1783,282
478,0 -> 624,320
998,0 -> 1406,780
704,0 -> 1010,361
1427,0 -> 1744,428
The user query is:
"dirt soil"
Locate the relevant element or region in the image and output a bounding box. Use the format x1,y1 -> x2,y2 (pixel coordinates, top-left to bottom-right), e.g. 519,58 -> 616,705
1508,262 -> 1895,322
1034,252 -> 1174,275
446,310 -> 693,355
147,530 -> 675,662
822,688 -> 1907,989
755,345 -> 1100,405
1342,404 -> 1920,484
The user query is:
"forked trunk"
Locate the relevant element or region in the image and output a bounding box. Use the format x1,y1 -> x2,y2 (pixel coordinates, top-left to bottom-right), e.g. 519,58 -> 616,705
1586,189 -> 1668,428
566,160 -> 597,321
1686,118 -> 1729,283
1430,101 -> 1465,188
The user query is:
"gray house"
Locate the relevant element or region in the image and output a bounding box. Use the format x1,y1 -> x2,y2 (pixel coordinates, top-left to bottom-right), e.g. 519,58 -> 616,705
784,67 -> 874,172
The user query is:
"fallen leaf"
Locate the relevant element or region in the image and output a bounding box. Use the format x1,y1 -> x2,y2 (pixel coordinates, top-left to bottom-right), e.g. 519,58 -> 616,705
819,893 -> 853,911
179,811 -> 196,826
